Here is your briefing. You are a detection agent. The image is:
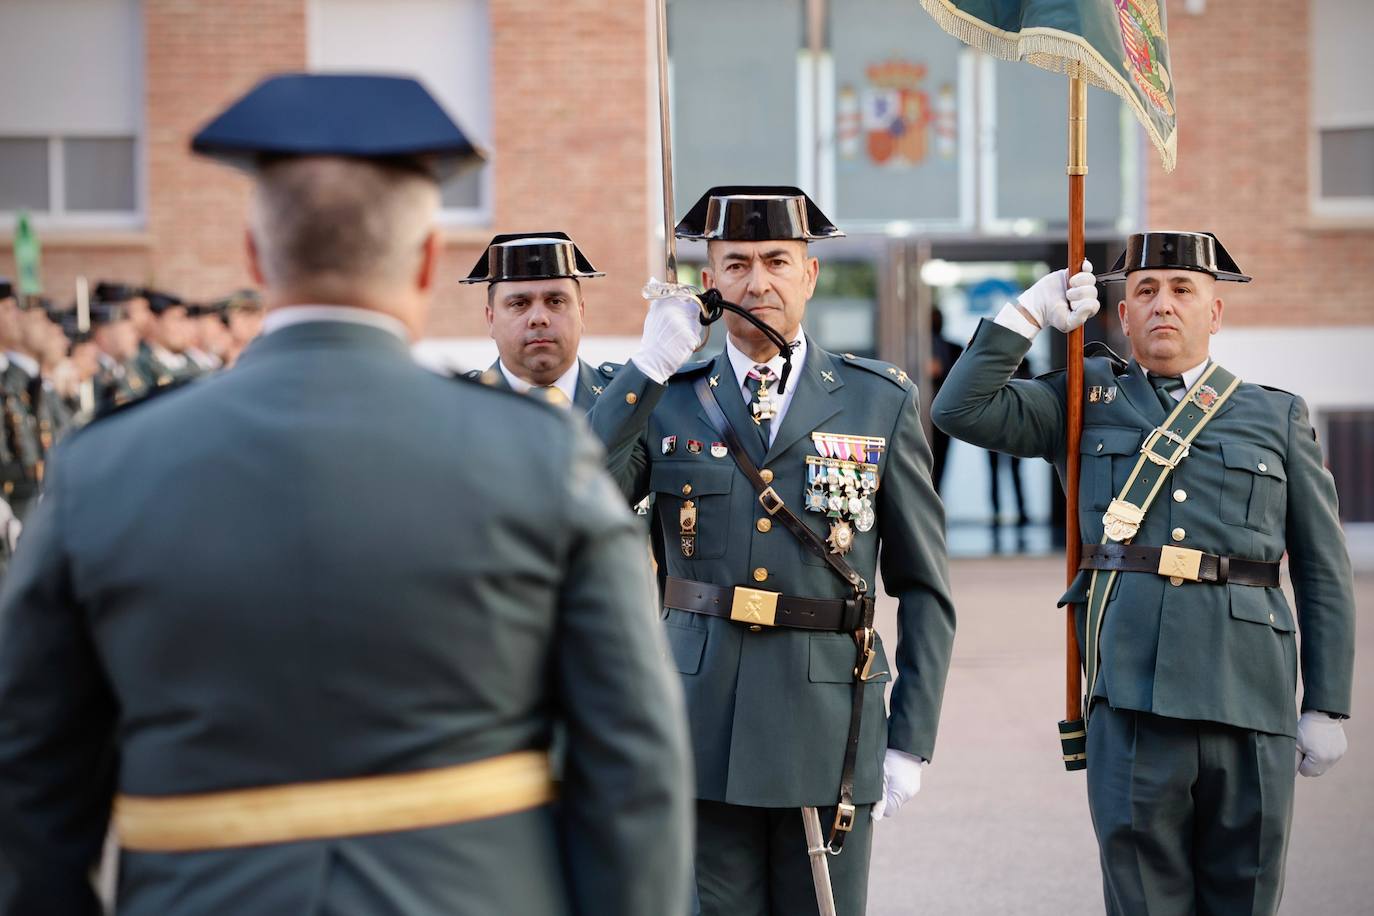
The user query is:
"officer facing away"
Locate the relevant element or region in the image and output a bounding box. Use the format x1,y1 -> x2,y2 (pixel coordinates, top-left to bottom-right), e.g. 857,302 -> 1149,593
0,73 -> 692,916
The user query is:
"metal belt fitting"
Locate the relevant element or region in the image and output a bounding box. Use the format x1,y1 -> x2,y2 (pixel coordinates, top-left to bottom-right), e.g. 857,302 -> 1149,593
1141,426 -> 1190,468
854,627 -> 878,681
730,586 -> 780,627
1156,545 -> 1204,582
758,486 -> 785,516
831,802 -> 856,838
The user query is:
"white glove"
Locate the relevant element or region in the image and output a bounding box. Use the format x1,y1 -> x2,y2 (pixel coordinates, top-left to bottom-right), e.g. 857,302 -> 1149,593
995,260 -> 1100,339
870,748 -> 926,821
1296,710 -> 1347,777
0,498 -> 19,553
629,279 -> 704,384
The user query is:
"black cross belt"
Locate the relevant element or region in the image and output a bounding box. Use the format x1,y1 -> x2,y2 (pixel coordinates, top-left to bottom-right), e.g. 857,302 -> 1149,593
663,576 -> 872,631
1080,544 -> 1280,588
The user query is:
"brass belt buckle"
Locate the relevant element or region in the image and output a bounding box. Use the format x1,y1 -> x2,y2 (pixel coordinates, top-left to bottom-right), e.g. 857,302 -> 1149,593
1102,499 -> 1144,542
1158,545 -> 1203,582
832,802 -> 856,835
730,587 -> 779,627
1142,427 -> 1190,468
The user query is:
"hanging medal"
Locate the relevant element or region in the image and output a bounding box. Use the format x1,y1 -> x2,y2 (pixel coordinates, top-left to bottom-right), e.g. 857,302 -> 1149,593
680,500 -> 697,558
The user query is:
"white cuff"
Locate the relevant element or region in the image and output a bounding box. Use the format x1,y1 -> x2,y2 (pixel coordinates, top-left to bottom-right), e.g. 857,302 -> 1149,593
629,353 -> 670,386
994,302 -> 1039,340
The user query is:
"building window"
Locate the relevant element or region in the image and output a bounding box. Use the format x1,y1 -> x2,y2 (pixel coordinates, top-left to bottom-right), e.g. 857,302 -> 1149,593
1312,0 -> 1374,217
0,0 -> 143,228
308,0 -> 491,226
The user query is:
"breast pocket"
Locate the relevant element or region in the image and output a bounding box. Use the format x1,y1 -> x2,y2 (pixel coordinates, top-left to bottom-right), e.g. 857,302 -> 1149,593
650,461 -> 736,560
1219,442 -> 1286,531
1079,426 -> 1144,511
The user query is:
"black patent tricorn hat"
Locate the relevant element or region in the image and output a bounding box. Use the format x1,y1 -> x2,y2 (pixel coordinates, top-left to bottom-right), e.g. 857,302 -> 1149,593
675,185 -> 843,242
460,232 -> 603,285
1100,231 -> 1251,283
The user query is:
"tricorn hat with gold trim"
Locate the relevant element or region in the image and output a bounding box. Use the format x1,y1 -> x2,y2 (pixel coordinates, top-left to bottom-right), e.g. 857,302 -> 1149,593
1099,231 -> 1250,283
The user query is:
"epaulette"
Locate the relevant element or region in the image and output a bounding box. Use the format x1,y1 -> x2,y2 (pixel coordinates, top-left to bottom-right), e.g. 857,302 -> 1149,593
1255,382 -> 1297,398
840,352 -> 912,390
1084,340 -> 1130,375
89,376 -> 196,424
453,367 -> 503,388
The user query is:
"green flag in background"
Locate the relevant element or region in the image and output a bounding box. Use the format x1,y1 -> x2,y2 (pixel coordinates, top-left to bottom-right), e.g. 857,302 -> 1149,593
13,212 -> 43,295
920,0 -> 1176,171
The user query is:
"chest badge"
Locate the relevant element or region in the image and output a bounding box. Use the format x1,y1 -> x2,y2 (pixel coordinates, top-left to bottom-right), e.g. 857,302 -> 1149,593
662,435 -> 677,455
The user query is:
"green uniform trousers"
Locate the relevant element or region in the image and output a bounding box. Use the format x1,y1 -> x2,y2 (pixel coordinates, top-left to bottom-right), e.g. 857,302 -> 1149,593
1087,703 -> 1296,916
694,800 -> 873,916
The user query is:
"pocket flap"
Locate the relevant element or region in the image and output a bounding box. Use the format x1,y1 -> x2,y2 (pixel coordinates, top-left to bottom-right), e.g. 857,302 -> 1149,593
1220,442 -> 1286,480
1228,587 -> 1295,633
808,632 -> 891,684
663,620 -> 707,674
649,460 -> 735,497
1080,426 -> 1144,456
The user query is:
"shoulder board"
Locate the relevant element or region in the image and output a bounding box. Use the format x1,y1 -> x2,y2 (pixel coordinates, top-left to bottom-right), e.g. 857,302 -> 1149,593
1254,382 -> 1297,398
670,356 -> 715,378
89,376 -> 196,424
840,352 -> 911,390
448,369 -> 560,409
1084,340 -> 1130,375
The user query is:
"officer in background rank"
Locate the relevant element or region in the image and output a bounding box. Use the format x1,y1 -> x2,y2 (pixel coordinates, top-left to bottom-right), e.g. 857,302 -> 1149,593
0,73 -> 691,915
932,232 -> 1355,915
588,186 -> 956,916
216,288 -> 266,368
88,284 -> 149,410
132,289 -> 203,388
460,232 -> 617,409
0,285 -> 50,524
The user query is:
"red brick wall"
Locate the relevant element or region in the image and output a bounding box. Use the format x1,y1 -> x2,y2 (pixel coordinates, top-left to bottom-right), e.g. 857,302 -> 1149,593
1146,0 -> 1374,326
437,0 -> 652,338
4,0 -> 652,340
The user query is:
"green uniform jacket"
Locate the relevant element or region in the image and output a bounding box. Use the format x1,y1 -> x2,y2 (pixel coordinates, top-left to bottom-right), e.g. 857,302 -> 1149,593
932,320 -> 1355,736
131,341 -> 202,391
0,363 -> 44,516
587,339 -> 956,807
465,358 -> 618,411
0,320 -> 692,916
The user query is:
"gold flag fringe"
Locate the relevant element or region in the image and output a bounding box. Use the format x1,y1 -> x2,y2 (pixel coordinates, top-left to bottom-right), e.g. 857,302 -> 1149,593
919,0 -> 1177,172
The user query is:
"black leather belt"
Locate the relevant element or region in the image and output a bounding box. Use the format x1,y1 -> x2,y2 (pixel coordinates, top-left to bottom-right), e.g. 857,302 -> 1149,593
663,576 -> 872,632
1081,544 -> 1280,587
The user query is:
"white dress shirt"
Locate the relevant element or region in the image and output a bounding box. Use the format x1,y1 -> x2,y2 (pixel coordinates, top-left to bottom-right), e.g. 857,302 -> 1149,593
499,359 -> 579,409
1144,357 -> 1210,401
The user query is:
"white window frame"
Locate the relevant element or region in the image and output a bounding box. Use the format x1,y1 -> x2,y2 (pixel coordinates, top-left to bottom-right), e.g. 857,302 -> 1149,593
305,0 -> 492,228
0,134 -> 144,232
1309,0 -> 1374,219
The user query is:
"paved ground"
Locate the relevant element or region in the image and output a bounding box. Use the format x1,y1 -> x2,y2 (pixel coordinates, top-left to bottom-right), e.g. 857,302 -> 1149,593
865,556 -> 1373,915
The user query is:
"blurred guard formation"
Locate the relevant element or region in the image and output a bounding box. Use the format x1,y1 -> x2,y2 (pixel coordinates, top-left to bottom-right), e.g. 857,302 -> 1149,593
0,278 -> 264,555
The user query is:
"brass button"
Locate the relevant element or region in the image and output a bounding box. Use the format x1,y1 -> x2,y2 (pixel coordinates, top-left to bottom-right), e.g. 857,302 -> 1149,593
625,392 -> 638,405
760,468 -> 774,484
1169,576 -> 1183,587
752,567 -> 768,582
1257,462 -> 1267,472
1173,489 -> 1186,503
681,484 -> 692,496
1172,527 -> 1186,541
756,518 -> 772,533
